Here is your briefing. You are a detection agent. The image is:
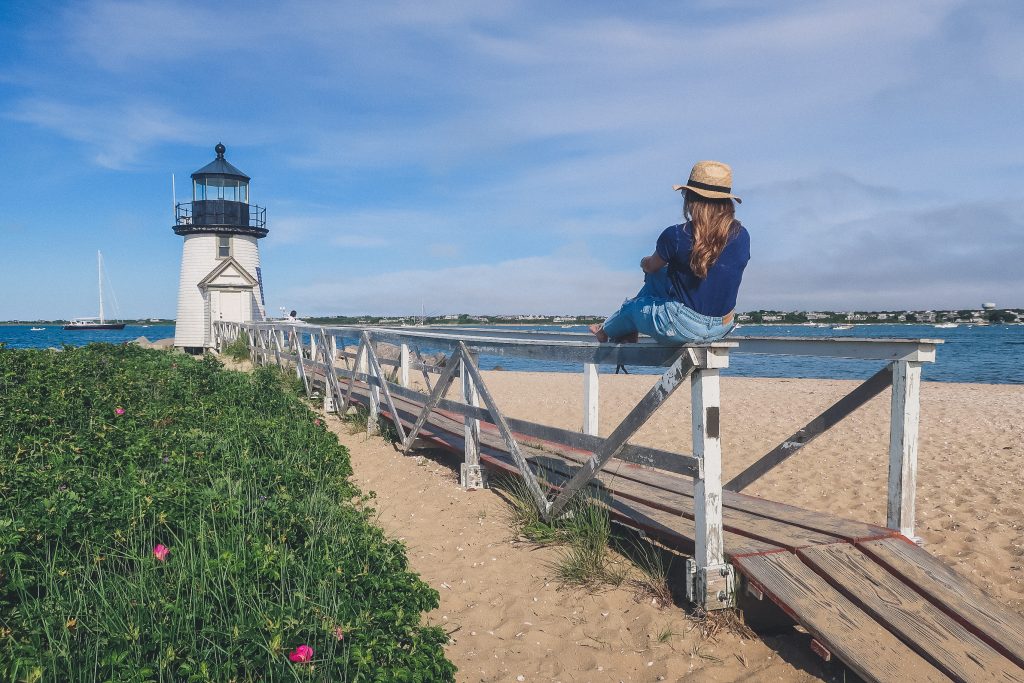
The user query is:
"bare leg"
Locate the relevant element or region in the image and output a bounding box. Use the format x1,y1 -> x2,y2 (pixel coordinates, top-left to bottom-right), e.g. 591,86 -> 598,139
588,323 -> 609,343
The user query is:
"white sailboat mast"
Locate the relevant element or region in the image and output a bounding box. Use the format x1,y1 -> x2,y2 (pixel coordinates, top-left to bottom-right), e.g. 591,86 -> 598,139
98,250 -> 105,324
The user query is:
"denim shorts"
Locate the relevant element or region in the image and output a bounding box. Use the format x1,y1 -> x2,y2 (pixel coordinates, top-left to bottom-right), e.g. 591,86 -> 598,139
602,269 -> 735,344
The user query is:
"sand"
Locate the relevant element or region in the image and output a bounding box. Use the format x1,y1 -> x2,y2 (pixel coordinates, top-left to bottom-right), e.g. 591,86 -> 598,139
321,370 -> 1024,681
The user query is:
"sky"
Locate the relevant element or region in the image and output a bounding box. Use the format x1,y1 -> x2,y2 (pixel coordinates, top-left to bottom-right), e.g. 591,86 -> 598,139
0,0 -> 1022,320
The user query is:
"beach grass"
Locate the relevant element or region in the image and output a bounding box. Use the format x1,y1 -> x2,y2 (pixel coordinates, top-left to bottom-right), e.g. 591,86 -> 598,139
0,344 -> 455,681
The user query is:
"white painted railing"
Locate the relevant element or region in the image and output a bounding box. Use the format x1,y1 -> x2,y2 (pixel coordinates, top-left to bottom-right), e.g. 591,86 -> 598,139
214,320 -> 940,608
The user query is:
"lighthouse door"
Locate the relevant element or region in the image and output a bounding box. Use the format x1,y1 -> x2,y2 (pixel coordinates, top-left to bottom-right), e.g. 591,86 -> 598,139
212,290 -> 250,325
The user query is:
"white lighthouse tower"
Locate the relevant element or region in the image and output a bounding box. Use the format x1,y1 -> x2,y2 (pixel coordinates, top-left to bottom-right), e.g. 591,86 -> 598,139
173,143 -> 268,351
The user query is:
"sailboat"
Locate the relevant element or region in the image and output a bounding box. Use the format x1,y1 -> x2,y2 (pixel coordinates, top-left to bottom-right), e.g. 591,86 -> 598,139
64,251 -> 126,330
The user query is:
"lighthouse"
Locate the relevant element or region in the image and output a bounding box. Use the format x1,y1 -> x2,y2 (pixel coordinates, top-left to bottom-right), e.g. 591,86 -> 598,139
173,143 -> 268,351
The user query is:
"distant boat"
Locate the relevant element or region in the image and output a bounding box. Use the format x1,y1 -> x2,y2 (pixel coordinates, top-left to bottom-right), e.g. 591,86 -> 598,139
934,322 -> 958,329
832,324 -> 854,330
30,327 -> 45,331
65,251 -> 126,331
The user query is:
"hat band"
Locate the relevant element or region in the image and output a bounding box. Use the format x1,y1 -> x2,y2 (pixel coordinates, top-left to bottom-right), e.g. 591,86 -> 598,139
686,179 -> 732,194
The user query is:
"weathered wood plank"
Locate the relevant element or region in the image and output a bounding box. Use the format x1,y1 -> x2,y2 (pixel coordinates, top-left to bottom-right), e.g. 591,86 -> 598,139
348,382 -> 838,552
859,537 -> 1024,669
461,353 -> 482,488
354,389 -> 780,558
400,343 -> 410,388
799,543 -> 1024,682
888,360 -> 922,536
725,364 -> 894,493
583,362 -> 599,436
692,367 -> 725,569
736,552 -> 950,683
328,368 -> 880,545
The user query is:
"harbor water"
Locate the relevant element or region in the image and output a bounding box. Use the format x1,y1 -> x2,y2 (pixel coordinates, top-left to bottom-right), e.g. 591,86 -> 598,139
2,323 -> 1022,384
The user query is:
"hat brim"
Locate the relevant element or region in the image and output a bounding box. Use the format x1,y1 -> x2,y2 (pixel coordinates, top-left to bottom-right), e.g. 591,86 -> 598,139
673,184 -> 742,203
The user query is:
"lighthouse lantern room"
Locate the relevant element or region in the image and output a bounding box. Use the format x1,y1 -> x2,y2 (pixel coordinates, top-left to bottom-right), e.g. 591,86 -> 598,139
173,143 -> 268,351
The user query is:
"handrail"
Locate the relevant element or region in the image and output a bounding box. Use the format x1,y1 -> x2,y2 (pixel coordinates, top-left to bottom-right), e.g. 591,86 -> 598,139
389,325 -> 941,362
214,319 -> 938,610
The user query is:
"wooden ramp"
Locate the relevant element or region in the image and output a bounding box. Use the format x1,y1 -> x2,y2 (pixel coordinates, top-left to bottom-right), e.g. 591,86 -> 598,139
339,380 -> 1024,683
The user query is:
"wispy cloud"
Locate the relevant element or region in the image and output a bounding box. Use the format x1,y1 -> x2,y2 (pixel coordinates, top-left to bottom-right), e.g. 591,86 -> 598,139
8,99 -> 207,169
2,0 -> 1022,320
282,253 -> 635,316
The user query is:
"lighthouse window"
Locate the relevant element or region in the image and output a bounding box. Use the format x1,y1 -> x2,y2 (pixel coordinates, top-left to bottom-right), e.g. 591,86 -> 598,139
217,236 -> 230,259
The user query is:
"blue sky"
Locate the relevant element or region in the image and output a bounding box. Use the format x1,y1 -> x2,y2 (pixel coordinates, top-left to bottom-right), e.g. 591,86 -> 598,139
1,0 -> 1022,320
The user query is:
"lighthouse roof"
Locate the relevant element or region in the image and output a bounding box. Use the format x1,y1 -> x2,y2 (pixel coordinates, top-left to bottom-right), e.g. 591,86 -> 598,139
191,143 -> 250,181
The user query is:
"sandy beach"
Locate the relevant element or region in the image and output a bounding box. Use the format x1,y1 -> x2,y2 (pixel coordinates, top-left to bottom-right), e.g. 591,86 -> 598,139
316,369 -> 1024,681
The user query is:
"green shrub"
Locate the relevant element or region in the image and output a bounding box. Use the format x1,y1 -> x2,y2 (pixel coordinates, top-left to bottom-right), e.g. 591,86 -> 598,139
0,344 -> 455,681
222,330 -> 251,361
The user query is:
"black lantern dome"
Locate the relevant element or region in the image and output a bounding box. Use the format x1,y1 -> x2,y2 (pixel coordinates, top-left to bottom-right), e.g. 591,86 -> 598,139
173,143 -> 268,238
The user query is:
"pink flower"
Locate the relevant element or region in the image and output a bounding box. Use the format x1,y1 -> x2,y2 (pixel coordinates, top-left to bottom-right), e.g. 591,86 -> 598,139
288,644 -> 314,663
314,419 -> 322,426
152,544 -> 169,562
115,407 -> 125,416
333,626 -> 345,641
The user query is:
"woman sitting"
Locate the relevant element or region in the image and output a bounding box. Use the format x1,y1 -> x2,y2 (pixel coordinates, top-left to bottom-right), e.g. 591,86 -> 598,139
590,160 -> 750,345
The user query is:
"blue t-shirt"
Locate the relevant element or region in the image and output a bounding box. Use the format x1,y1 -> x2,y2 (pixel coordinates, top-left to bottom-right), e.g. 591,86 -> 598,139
655,221 -> 750,317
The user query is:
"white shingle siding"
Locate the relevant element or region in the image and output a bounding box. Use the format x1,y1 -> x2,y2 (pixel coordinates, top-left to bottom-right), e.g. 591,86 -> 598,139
174,234 -> 265,349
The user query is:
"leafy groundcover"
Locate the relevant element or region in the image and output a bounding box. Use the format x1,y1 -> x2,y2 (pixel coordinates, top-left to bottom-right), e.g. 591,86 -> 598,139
0,344 -> 455,682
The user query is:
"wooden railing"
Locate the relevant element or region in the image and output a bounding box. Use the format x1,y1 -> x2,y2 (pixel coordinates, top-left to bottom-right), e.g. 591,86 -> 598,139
214,320 -> 939,609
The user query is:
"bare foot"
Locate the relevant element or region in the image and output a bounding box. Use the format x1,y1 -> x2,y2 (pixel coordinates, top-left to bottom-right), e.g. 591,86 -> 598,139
588,323 -> 609,343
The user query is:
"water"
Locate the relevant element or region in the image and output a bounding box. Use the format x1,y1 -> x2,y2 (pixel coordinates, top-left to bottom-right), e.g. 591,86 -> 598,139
4,322 -> 1022,384
467,323 -> 1024,384
0,325 -> 176,350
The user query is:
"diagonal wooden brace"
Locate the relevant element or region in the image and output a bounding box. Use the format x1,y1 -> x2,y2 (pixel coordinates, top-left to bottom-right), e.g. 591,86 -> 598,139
402,346 -> 464,453
316,329 -> 345,414
547,348 -> 699,520
724,363 -> 894,493
457,343 -> 550,515
340,337 -> 367,414
292,328 -> 311,395
411,344 -> 435,392
361,331 -> 407,444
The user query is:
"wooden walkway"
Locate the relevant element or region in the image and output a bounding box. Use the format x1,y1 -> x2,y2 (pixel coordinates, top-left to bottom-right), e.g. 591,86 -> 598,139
219,321 -> 1024,682
340,378 -> 1024,683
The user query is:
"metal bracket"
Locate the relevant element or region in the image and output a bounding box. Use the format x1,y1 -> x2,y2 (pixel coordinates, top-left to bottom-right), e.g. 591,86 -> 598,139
460,463 -> 485,490
685,559 -> 736,610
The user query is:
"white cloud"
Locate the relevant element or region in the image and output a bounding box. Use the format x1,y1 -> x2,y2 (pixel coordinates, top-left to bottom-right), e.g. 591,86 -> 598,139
280,254 -> 637,316
8,99 -> 207,169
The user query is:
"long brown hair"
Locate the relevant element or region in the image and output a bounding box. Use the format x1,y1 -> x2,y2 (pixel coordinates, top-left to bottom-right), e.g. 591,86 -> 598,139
684,189 -> 737,279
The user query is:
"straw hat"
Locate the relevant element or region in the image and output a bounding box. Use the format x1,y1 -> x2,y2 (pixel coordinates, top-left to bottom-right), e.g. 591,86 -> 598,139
673,160 -> 741,203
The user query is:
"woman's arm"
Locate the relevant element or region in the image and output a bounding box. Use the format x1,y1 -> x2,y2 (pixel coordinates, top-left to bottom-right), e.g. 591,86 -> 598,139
640,252 -> 667,274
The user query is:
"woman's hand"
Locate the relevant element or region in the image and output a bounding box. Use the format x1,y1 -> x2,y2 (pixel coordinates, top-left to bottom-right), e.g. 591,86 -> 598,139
641,253 -> 667,274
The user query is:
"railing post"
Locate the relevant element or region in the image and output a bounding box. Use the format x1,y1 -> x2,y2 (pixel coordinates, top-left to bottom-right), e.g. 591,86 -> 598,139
360,336 -> 379,435
583,362 -> 599,436
687,347 -> 734,610
400,343 -> 411,388
460,352 -> 484,489
888,360 -> 922,539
